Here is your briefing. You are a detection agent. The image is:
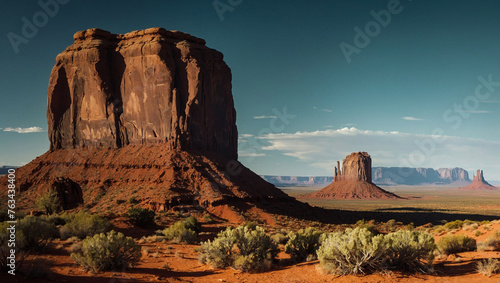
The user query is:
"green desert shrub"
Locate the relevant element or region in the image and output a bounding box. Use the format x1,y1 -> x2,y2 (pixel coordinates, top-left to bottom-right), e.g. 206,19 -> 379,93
437,234 -> 476,255
36,190 -> 61,215
70,230 -> 141,273
354,219 -> 379,234
271,232 -> 288,245
198,227 -> 236,269
126,207 -> 156,227
60,211 -> 111,240
477,258 -> 499,277
163,216 -> 201,244
443,220 -> 464,230
284,227 -> 323,262
243,221 -> 258,230
0,221 -> 28,270
316,227 -> 387,275
18,216 -> 58,250
0,216 -> 57,270
41,213 -> 67,226
199,225 -> 278,271
383,230 -> 436,273
477,231 -> 500,251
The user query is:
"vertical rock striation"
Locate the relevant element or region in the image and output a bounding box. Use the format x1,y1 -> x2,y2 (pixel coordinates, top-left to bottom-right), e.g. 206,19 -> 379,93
47,28 -> 237,161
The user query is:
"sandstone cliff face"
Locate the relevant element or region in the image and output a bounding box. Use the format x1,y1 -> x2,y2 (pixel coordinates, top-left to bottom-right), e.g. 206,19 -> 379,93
334,152 -> 372,182
47,28 -> 237,160
438,168 -> 470,182
0,28 -> 314,224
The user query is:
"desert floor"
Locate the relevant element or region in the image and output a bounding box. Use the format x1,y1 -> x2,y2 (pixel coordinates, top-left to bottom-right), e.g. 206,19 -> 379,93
2,185 -> 500,282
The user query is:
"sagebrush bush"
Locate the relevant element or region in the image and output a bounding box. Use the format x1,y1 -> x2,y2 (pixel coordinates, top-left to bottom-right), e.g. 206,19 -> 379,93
18,216 -> 58,250
0,221 -> 27,270
437,234 -> 476,255
60,211 -> 111,240
70,230 -> 141,273
443,220 -> 464,230
477,258 -> 499,277
199,226 -> 278,271
36,190 -> 61,215
477,231 -> 500,252
271,233 -> 288,245
0,216 -> 57,270
383,230 -> 436,273
163,216 -> 201,244
126,207 -> 156,227
317,227 -> 387,275
284,227 -> 323,262
354,219 -> 379,234
198,227 -> 236,268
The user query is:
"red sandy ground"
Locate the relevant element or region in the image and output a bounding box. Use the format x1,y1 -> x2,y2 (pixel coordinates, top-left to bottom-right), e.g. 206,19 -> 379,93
2,219 -> 500,282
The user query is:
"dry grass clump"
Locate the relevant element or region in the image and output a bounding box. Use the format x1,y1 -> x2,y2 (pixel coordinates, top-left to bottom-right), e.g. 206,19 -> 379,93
477,230 -> 500,252
437,235 -> 476,255
476,258 -> 499,277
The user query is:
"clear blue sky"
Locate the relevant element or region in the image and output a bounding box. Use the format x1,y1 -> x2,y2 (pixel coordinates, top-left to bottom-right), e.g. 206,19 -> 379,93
1,0 -> 500,180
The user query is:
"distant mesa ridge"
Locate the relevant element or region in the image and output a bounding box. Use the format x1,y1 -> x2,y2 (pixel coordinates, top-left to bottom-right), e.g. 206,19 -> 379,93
262,167 -> 470,187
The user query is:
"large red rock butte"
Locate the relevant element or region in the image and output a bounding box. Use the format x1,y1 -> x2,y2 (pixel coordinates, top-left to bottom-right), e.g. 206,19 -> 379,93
2,28 -> 312,223
460,170 -> 498,191
310,152 -> 402,199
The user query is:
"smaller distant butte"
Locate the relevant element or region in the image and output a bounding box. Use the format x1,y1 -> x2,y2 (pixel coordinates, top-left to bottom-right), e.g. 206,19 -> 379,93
309,152 -> 403,199
460,169 -> 498,191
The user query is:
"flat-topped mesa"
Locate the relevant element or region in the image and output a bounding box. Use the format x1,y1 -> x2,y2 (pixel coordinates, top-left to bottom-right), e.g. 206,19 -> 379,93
48,27 -> 237,160
334,152 -> 372,182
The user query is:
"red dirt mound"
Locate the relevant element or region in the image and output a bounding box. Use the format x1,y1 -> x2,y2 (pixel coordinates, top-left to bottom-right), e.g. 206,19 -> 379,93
5,145 -> 312,223
309,180 -> 402,199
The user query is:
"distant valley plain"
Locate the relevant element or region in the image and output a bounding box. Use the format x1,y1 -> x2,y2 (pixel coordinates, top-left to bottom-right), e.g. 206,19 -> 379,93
283,185 -> 500,220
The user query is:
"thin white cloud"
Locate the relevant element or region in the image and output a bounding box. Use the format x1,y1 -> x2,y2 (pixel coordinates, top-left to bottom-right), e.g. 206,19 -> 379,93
322,125 -> 335,128
402,116 -> 424,121
239,153 -> 266,157
240,134 -> 254,138
344,123 -> 357,126
313,106 -> 333,113
253,115 -> 277,119
481,101 -> 500,103
3,127 -> 44,133
257,127 -> 500,178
